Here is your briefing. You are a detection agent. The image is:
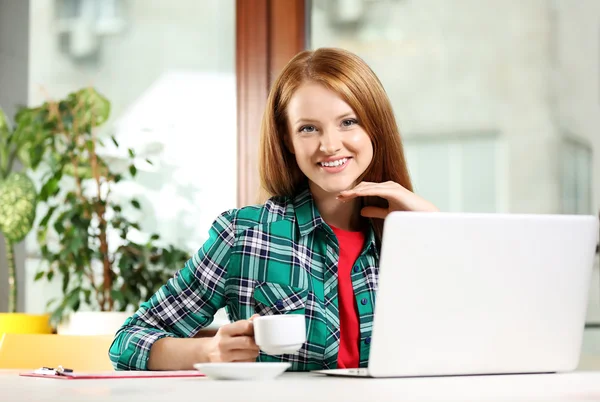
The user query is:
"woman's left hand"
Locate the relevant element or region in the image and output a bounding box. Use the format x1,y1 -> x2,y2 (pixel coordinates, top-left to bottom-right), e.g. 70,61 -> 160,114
337,181 -> 439,219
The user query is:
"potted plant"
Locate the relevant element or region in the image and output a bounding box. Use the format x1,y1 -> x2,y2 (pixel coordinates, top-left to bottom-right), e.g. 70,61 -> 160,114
0,105 -> 52,334
25,88 -> 190,334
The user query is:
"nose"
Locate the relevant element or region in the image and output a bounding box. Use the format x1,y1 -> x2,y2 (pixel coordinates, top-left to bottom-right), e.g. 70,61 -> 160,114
319,129 -> 342,154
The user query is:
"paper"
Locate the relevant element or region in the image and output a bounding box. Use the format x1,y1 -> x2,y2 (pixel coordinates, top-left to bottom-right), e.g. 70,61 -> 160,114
20,369 -> 205,380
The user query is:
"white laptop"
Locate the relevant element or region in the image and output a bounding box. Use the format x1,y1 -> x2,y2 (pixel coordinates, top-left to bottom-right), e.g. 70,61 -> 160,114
315,211 -> 599,378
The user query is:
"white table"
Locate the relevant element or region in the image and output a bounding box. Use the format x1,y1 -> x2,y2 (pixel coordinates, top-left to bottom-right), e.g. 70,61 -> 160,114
3,370 -> 600,402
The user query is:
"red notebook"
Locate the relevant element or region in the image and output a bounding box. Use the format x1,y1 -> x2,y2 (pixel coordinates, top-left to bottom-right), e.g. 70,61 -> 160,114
20,367 -> 205,380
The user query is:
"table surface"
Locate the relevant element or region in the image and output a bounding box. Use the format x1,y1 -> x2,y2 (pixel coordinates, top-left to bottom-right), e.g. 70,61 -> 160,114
3,369 -> 600,402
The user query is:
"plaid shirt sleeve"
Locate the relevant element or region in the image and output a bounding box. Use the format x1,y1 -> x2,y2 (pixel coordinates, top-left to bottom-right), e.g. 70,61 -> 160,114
108,210 -> 236,370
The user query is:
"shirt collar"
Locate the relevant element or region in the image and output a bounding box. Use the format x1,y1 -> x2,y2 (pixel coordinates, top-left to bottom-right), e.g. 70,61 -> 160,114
292,187 -> 379,258
292,187 -> 323,237
363,221 -> 379,259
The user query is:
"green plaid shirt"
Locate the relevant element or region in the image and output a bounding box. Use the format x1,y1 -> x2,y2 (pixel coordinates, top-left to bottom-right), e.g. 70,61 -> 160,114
109,188 -> 380,371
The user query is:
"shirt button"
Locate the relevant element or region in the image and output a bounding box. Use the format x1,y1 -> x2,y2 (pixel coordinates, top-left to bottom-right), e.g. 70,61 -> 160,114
365,337 -> 371,345
353,266 -> 360,273
360,298 -> 368,305
275,299 -> 284,308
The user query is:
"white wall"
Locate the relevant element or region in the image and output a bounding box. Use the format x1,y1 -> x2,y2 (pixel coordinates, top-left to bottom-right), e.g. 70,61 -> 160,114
24,0 -> 237,313
554,0 -> 600,213
312,0 -> 561,214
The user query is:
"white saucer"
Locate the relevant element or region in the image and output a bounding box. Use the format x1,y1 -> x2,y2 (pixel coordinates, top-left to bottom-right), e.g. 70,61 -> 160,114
193,362 -> 291,380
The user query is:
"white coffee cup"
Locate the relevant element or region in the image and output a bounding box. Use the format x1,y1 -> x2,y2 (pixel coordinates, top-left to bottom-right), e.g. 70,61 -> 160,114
253,315 -> 306,355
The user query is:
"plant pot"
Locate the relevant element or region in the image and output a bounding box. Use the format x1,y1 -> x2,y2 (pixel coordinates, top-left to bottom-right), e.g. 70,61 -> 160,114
56,311 -> 130,336
0,313 -> 52,334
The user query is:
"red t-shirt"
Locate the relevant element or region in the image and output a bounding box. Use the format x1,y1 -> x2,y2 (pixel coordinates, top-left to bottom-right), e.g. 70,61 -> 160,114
331,225 -> 365,369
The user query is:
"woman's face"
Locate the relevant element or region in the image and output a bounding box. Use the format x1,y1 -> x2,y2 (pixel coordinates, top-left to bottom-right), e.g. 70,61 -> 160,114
286,82 -> 374,197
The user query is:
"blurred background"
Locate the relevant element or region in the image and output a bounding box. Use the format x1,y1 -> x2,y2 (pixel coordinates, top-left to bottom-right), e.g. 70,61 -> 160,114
0,0 -> 598,363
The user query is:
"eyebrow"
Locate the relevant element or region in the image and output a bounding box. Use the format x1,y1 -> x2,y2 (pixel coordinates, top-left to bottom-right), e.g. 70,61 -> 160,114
294,112 -> 355,125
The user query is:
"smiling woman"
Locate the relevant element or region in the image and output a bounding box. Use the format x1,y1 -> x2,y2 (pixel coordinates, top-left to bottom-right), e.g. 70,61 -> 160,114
108,47 -> 438,372
259,48 -> 437,236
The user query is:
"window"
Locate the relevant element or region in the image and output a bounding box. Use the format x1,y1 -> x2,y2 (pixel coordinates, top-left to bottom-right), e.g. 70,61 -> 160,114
561,136 -> 593,215
404,134 -> 504,213
24,0 -> 236,316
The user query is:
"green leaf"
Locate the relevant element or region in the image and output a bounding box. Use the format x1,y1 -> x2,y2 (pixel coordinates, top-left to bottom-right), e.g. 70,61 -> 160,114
83,289 -> 92,305
0,173 -> 38,242
145,158 -> 153,166
68,235 -> 84,254
72,298 -> 81,312
17,139 -> 49,170
0,107 -> 10,133
85,139 -> 94,151
39,205 -> 57,228
61,269 -> 70,293
131,199 -> 141,209
111,136 -> 119,147
150,234 -> 160,241
128,148 -> 135,158
46,297 -> 57,309
14,106 -> 45,132
63,157 -> 109,179
129,164 -> 137,177
34,271 -> 45,281
47,271 -> 54,281
111,289 -> 125,307
60,111 -> 73,131
0,108 -> 11,154
53,218 -> 65,234
69,88 -> 111,128
39,177 -> 60,201
50,305 -> 64,325
63,163 -> 93,179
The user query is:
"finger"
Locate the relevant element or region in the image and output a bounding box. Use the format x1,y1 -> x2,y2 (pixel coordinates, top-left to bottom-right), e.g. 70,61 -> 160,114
222,335 -> 260,351
233,357 -> 259,363
217,348 -> 259,363
382,180 -> 403,188
337,182 -> 382,201
360,206 -> 389,220
230,349 -> 260,362
219,319 -> 254,337
348,181 -> 374,190
341,181 -> 395,194
248,314 -> 260,322
344,181 -> 378,192
338,185 -> 396,199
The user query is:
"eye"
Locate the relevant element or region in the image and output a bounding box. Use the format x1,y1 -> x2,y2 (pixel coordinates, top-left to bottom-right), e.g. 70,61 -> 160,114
299,125 -> 317,133
341,118 -> 358,127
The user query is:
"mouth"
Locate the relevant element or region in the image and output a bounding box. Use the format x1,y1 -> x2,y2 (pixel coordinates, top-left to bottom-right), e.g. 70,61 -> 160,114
317,157 -> 351,173
318,157 -> 350,168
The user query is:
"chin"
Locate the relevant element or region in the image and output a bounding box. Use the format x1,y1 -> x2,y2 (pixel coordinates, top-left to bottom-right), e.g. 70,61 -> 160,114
312,179 -> 355,195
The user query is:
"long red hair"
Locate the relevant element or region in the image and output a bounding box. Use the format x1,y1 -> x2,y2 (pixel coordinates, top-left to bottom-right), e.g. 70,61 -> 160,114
259,47 -> 412,241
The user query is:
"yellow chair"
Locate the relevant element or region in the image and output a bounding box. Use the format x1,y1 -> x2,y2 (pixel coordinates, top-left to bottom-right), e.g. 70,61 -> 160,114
0,313 -> 53,334
0,333 -> 114,371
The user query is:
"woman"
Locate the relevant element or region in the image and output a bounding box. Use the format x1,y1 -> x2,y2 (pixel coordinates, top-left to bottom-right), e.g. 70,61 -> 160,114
109,48 -> 438,372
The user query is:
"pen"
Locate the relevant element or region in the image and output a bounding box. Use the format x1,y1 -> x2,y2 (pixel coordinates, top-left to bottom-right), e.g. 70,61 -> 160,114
34,366 -> 74,376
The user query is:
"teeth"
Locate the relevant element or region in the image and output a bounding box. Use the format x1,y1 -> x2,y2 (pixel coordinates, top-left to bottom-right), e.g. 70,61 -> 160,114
320,158 -> 348,167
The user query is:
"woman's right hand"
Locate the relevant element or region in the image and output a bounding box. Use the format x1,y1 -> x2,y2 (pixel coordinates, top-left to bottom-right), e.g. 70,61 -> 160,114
148,315 -> 261,370
205,316 -> 260,362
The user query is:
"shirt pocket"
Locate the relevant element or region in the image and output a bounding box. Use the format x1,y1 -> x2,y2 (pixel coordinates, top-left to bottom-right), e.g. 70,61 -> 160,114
253,282 -> 308,316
